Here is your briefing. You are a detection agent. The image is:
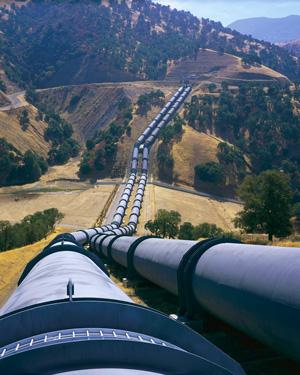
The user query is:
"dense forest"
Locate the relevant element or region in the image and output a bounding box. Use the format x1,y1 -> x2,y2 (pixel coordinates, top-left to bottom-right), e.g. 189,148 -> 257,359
184,83 -> 300,201
0,0 -> 299,89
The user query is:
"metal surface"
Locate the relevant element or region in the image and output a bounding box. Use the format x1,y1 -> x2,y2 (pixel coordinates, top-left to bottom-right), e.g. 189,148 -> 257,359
193,243 -> 300,361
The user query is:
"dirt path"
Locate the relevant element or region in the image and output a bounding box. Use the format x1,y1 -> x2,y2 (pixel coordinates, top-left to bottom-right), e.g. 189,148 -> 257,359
0,91 -> 27,111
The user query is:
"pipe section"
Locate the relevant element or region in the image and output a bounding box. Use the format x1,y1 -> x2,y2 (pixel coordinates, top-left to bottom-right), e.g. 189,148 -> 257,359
71,85 -> 192,244
0,236 -> 244,375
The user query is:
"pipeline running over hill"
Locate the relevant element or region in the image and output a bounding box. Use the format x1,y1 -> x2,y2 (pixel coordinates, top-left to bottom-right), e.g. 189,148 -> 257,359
1,86 -> 300,373
70,85 -> 192,244
71,84 -> 300,364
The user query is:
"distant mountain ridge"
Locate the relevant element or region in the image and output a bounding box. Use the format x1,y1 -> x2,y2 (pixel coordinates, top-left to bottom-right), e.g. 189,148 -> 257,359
0,0 -> 299,90
229,15 -> 300,44
281,40 -> 300,58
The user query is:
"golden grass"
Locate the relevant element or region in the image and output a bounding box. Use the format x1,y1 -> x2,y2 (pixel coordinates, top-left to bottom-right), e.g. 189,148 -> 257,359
172,126 -> 220,186
273,240 -> 300,248
137,185 -> 242,235
0,227 -> 66,308
0,105 -> 50,157
0,185 -> 116,229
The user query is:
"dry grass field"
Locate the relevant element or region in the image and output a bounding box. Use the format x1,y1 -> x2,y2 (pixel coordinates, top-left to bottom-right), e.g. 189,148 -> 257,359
136,185 -> 242,235
38,81 -> 177,144
166,49 -> 288,84
0,105 -> 50,157
0,185 -> 116,229
39,157 -> 81,182
172,126 -> 221,186
0,227 -> 66,308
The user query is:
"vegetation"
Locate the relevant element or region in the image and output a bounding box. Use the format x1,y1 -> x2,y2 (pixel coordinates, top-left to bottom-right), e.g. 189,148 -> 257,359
145,209 -> 232,240
19,109 -> 30,131
145,209 -> 182,239
235,170 -> 293,241
137,90 -> 165,116
0,78 -> 7,93
195,162 -> 224,184
179,222 -> 225,240
0,208 -> 63,252
80,100 -> 133,177
293,203 -> 300,222
157,115 -> 184,182
0,0 -> 299,90
26,89 -> 80,166
0,138 -> 48,186
185,84 -> 300,195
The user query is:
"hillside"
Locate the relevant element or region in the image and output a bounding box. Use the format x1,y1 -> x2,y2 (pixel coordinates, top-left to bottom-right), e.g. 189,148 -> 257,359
282,40 -> 300,58
0,104 -> 50,157
166,49 -> 288,84
36,47 -> 292,184
0,0 -> 299,89
37,81 -> 177,143
229,15 -> 300,44
168,82 -> 300,199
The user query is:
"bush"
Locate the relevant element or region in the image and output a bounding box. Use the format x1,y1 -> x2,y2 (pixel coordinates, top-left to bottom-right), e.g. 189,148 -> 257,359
193,223 -> 224,239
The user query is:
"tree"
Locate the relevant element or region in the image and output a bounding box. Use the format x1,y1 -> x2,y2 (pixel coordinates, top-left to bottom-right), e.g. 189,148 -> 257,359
193,223 -> 224,239
0,209 -> 63,252
22,151 -> 42,183
79,159 -> 92,175
145,209 -> 181,238
195,162 -> 224,184
235,170 -> 293,241
0,221 -> 11,251
178,222 -> 194,240
20,109 -> 30,131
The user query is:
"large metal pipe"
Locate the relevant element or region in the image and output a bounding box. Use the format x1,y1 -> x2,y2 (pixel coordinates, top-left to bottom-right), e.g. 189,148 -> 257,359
132,238 -> 195,295
193,243 -> 300,362
0,237 -> 244,374
104,236 -> 300,362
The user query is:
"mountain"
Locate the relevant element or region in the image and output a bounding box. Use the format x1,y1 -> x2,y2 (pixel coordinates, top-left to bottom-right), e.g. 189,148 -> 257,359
229,15 -> 300,44
282,40 -> 300,58
0,0 -> 299,90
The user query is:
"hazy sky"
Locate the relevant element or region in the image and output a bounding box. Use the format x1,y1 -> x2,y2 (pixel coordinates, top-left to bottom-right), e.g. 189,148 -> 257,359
156,0 -> 300,25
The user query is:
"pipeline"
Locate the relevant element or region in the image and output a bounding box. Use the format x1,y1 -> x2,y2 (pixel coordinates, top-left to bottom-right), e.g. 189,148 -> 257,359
1,85 -> 299,372
0,235 -> 244,374
71,85 -> 191,245
93,236 -> 300,362
72,86 -> 300,364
